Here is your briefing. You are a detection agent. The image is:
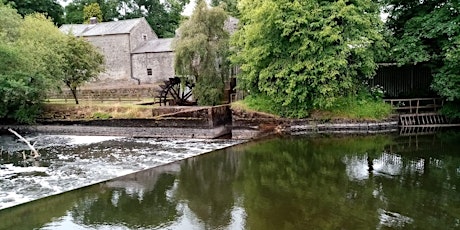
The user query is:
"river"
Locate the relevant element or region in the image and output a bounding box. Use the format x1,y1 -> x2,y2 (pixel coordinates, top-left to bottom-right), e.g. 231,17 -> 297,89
0,131 -> 459,229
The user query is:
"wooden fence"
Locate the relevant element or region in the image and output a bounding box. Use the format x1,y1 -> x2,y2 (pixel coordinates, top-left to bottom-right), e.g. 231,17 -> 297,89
384,98 -> 443,114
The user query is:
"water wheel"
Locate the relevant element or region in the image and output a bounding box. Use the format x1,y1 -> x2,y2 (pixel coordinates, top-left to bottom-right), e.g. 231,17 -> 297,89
158,77 -> 196,106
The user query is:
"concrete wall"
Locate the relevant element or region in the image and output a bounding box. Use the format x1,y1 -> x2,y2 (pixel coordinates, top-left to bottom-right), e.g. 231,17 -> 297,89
85,34 -> 136,86
129,19 -> 157,51
132,52 -> 175,84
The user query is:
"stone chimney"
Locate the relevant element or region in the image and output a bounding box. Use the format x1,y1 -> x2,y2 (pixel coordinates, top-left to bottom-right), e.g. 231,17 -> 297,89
89,17 -> 98,24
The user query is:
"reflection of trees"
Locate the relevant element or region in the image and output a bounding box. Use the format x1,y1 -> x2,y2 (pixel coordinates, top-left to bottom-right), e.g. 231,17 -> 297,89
369,133 -> 460,229
71,172 -> 178,228
0,185 -> 100,230
235,136 -> 393,230
175,148 -> 243,229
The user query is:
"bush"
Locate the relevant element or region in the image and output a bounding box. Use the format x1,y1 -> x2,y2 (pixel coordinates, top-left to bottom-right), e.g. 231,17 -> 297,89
440,101 -> 460,120
327,97 -> 393,120
240,94 -> 309,118
236,92 -> 392,120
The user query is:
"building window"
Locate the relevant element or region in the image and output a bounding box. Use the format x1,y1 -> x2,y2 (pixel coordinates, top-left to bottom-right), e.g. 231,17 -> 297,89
147,68 -> 152,76
142,34 -> 148,40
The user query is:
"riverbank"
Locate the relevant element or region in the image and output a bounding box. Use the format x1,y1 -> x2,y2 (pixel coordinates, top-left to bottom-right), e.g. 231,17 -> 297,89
0,104 -> 399,139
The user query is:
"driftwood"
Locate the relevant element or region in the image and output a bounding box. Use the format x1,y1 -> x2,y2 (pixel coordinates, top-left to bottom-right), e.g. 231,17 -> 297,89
8,129 -> 40,159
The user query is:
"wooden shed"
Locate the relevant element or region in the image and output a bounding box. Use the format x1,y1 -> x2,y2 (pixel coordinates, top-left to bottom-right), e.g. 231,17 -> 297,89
371,63 -> 436,98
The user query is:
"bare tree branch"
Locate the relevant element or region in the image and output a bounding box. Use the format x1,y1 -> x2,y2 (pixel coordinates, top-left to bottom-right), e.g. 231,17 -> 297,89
8,129 -> 40,159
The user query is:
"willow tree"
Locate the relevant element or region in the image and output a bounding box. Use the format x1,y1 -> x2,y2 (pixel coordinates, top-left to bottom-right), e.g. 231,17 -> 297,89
231,0 -> 384,117
173,0 -> 230,106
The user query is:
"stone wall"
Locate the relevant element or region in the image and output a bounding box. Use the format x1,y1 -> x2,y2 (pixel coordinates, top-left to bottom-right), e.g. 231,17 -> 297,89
1,105 -> 234,139
132,52 -> 175,84
48,86 -> 158,102
154,105 -> 232,127
85,34 -> 136,86
129,19 -> 157,52
231,109 -> 399,139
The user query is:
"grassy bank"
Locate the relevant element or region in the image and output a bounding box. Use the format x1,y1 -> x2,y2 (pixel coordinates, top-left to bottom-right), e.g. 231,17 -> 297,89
42,102 -> 155,119
232,95 -> 393,121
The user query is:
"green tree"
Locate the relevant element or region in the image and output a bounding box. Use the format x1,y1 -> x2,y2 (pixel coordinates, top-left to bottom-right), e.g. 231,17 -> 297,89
231,0 -> 383,117
6,0 -> 64,25
173,0 -> 230,105
64,0 -> 188,38
0,43 -> 45,123
383,0 -> 460,102
62,35 -> 105,104
210,0 -> 239,17
83,2 -> 103,23
0,1 -> 22,42
0,2 -> 104,121
64,0 -> 120,24
0,5 -> 63,123
119,0 -> 189,38
17,13 -> 67,85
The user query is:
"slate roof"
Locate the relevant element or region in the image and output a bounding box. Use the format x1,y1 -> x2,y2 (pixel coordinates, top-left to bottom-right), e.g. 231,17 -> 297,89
131,38 -> 174,54
60,18 -> 145,36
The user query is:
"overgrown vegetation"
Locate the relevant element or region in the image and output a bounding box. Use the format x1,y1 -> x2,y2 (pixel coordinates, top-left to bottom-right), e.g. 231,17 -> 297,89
439,102 -> 460,120
234,92 -> 392,120
43,103 -> 154,119
63,0 -> 189,38
319,97 -> 392,120
0,3 -> 104,123
230,0 -> 384,117
382,0 -> 460,117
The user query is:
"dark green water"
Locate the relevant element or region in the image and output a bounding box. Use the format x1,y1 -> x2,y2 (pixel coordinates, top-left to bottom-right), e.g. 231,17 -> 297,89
1,132 -> 460,230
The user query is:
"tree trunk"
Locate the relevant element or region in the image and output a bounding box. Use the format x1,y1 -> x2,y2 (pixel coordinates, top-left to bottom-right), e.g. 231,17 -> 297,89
70,87 -> 79,104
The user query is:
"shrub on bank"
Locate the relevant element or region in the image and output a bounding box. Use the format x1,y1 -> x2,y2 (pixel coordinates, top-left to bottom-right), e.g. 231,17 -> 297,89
234,93 -> 393,121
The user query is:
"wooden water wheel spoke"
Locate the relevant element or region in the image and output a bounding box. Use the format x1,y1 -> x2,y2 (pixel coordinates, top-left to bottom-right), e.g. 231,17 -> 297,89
156,76 -> 196,106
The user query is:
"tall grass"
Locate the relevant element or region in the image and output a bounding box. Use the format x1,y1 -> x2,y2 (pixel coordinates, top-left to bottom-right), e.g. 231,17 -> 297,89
43,103 -> 154,119
233,94 -> 393,120
323,97 -> 393,120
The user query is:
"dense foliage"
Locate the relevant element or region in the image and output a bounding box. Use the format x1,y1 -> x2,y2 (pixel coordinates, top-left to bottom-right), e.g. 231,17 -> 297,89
6,0 -> 64,25
64,0 -> 189,38
173,0 -> 230,106
83,3 -> 103,24
231,0 -> 384,118
64,0 -> 120,24
383,0 -> 460,103
119,0 -> 189,38
0,3 -> 104,122
0,6 -> 65,123
210,0 -> 239,17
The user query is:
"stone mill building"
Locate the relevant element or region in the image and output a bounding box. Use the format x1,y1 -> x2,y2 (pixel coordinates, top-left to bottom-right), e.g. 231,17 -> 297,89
60,18 -> 175,88
60,17 -> 238,91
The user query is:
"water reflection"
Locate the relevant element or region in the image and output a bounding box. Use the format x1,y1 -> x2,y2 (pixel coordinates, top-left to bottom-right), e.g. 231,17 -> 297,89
1,132 -> 459,229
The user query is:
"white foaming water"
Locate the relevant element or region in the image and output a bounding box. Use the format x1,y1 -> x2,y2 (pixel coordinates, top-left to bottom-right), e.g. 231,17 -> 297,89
0,135 -> 241,210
